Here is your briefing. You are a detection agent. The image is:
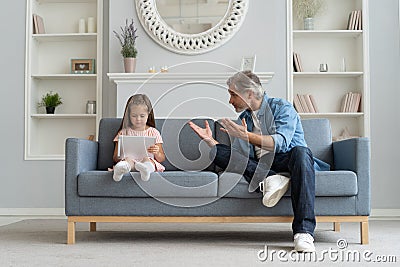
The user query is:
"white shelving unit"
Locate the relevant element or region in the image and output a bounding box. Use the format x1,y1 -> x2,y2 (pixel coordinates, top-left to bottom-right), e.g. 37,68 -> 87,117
287,0 -> 370,139
25,0 -> 102,160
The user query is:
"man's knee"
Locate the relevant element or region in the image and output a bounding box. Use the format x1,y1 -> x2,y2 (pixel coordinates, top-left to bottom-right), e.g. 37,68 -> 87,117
291,146 -> 312,160
289,146 -> 314,170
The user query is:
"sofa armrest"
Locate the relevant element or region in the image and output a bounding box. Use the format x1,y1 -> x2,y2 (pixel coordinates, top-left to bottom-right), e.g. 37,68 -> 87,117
333,137 -> 370,215
65,138 -> 98,215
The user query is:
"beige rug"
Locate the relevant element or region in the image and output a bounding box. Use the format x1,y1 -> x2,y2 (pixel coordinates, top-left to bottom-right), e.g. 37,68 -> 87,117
0,219 -> 399,266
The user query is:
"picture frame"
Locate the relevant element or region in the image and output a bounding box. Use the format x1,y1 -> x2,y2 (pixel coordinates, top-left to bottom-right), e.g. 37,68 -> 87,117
70,59 -> 95,74
240,55 -> 256,72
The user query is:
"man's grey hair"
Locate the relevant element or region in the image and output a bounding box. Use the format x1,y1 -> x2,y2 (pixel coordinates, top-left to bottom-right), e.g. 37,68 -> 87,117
226,71 -> 264,99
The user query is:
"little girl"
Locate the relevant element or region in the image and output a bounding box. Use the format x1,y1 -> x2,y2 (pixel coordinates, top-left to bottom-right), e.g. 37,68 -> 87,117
112,94 -> 165,182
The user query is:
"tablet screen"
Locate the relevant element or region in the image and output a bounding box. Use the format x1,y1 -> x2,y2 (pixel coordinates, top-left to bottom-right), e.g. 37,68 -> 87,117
118,135 -> 156,159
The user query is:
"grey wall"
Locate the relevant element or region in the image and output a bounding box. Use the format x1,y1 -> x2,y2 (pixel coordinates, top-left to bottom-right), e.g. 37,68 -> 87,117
0,0 -> 398,211
369,0 -> 400,209
0,0 -> 65,208
107,0 -> 286,118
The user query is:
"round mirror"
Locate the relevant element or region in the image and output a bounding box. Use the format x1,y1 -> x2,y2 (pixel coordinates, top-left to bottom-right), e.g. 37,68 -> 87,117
156,0 -> 229,34
135,0 -> 249,55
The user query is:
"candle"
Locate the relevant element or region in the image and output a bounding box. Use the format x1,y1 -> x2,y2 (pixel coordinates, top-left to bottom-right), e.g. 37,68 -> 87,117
87,17 -> 96,33
78,18 -> 86,33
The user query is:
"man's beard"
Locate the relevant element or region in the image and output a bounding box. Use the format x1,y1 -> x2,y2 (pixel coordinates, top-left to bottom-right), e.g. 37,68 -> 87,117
234,105 -> 246,113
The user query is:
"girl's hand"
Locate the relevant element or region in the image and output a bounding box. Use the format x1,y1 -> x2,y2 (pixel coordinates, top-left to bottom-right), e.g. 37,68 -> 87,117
147,144 -> 159,154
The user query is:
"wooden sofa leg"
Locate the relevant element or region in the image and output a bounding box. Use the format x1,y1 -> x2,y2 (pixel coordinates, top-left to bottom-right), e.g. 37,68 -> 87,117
333,222 -> 341,232
360,221 -> 369,245
90,222 -> 97,232
67,220 -> 76,245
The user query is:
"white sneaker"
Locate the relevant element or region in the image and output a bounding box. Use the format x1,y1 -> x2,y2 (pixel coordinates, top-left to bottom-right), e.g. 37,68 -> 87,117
294,233 -> 315,252
259,174 -> 290,207
113,161 -> 131,182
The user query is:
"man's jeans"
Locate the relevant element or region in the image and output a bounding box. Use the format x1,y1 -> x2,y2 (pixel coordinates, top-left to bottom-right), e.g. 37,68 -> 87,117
211,144 -> 316,236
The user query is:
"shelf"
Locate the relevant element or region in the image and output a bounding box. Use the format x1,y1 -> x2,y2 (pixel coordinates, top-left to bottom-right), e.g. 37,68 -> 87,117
299,112 -> 364,118
26,0 -> 102,160
288,1 -> 369,139
31,114 -> 97,119
33,33 -> 97,42
26,154 -> 65,161
32,74 -> 97,80
293,30 -> 362,38
293,72 -> 363,78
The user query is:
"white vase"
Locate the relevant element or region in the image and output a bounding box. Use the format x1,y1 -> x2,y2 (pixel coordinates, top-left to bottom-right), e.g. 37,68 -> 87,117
124,58 -> 136,73
304,17 -> 314,30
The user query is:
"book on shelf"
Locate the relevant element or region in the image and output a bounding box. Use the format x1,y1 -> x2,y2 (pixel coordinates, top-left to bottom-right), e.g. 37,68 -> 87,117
348,11 -> 356,30
296,53 -> 303,72
293,94 -> 304,113
293,53 -> 299,72
293,52 -> 303,72
353,93 -> 361,112
296,53 -> 304,71
309,94 -> 319,113
33,15 -> 37,34
346,11 -> 352,30
293,54 -> 298,72
354,10 -> 360,30
340,92 -> 361,112
340,93 -> 348,112
298,94 -> 310,113
33,14 -> 45,34
304,94 -> 316,113
347,10 -> 362,30
294,94 -> 319,113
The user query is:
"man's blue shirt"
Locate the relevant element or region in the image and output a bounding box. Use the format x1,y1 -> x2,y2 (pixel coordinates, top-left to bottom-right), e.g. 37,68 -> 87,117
234,93 -> 330,171
259,93 -> 306,153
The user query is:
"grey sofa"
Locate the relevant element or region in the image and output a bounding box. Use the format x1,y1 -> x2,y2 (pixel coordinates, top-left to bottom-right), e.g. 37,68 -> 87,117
65,118 -> 370,244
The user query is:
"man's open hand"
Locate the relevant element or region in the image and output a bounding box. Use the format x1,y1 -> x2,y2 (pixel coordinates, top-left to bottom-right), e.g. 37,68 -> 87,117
188,120 -> 218,147
220,118 -> 248,141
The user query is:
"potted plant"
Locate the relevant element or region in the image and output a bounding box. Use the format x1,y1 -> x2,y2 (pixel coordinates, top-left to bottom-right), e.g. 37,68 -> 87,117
113,19 -> 138,73
38,91 -> 63,114
293,0 -> 324,30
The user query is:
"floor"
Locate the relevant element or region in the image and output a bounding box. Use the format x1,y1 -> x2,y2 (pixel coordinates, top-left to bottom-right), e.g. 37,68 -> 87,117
0,216 -> 399,266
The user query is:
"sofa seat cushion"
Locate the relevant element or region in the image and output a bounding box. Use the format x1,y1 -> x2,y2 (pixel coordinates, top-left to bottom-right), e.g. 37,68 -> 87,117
78,171 -> 218,198
219,171 -> 358,198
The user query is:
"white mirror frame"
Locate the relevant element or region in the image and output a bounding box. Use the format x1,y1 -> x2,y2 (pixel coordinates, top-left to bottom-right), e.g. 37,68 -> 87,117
135,0 -> 249,55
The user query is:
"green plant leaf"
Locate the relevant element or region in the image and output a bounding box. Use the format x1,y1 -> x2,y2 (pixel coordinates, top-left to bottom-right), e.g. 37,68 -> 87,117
38,91 -> 63,108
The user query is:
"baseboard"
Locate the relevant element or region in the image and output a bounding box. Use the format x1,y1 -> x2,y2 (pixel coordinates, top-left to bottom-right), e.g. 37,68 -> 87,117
370,209 -> 400,219
0,208 -> 65,217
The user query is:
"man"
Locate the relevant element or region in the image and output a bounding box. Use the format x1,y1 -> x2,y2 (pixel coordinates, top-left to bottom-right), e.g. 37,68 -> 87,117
189,71 -> 329,252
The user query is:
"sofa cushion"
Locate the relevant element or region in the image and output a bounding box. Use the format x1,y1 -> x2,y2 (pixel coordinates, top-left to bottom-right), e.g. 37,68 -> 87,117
156,119 -> 215,171
78,171 -> 218,198
301,119 -> 333,167
97,118 -> 121,170
218,171 -> 358,198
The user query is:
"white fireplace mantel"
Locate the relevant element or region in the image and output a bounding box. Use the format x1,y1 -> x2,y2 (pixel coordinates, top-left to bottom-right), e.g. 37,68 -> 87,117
107,72 -> 274,84
107,72 -> 274,117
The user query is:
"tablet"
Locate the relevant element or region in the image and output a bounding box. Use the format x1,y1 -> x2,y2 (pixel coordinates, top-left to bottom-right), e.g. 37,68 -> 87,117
118,135 -> 156,159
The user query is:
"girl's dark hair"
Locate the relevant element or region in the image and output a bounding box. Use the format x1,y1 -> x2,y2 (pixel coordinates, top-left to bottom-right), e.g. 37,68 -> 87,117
118,94 -> 155,132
